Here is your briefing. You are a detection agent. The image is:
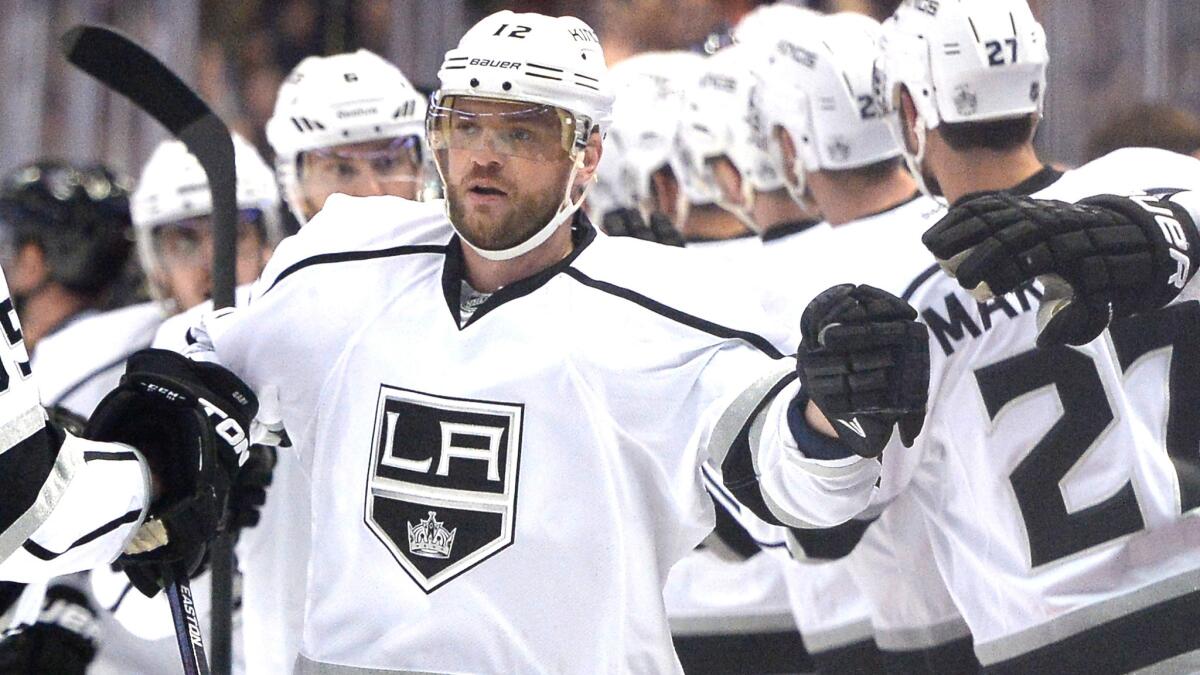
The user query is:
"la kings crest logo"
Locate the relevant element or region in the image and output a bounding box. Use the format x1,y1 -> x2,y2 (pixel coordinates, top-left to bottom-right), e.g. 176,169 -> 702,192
365,385 -> 523,592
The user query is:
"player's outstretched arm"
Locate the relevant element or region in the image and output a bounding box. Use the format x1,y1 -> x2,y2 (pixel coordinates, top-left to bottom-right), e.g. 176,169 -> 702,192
923,191 -> 1200,347
711,284 -> 930,531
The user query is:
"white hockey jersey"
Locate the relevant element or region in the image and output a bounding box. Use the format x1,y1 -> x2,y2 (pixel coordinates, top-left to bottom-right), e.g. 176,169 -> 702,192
186,194 -> 880,674
32,301 -> 163,418
756,194 -> 971,656
886,150 -> 1200,671
0,276 -> 150,582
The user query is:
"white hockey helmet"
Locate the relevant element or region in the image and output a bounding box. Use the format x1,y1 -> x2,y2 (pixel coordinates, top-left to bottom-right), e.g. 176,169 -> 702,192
675,44 -> 780,229
429,11 -> 614,261
607,51 -> 705,223
874,0 -> 1049,194
732,2 -> 822,47
585,126 -> 633,222
266,49 -> 427,226
757,13 -> 901,205
131,134 -> 282,284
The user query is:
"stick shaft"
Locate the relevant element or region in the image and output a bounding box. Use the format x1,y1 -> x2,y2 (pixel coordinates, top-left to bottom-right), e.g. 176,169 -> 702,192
165,573 -> 211,675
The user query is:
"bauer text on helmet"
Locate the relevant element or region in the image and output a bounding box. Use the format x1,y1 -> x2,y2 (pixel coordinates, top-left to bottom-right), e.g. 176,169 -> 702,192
429,11 -> 613,261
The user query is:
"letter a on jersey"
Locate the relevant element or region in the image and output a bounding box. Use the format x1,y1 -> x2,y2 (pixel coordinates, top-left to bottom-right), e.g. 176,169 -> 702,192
366,385 -> 523,592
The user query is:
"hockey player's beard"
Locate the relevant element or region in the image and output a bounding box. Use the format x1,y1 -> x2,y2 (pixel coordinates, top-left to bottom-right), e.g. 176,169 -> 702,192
447,169 -> 567,252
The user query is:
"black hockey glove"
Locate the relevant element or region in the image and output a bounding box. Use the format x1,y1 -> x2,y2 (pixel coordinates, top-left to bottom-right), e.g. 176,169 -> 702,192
923,191 -> 1200,347
229,444 -> 276,533
0,584 -> 98,675
796,284 -> 929,458
85,348 -> 258,597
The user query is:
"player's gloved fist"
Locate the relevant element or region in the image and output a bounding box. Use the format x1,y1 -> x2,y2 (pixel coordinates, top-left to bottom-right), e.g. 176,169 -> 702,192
0,584 -> 98,675
85,348 -> 258,596
229,444 -> 276,533
922,191 -> 1200,347
796,284 -> 929,458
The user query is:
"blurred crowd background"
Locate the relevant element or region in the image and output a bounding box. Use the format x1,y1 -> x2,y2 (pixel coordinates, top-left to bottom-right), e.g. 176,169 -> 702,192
2,0 -> 1200,185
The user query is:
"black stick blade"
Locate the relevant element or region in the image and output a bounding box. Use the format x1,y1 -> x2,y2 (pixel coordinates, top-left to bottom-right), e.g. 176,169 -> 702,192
60,24 -> 210,137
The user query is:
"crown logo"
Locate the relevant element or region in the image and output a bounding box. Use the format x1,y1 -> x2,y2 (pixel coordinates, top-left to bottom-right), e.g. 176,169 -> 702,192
954,85 -> 978,116
407,511 -> 456,560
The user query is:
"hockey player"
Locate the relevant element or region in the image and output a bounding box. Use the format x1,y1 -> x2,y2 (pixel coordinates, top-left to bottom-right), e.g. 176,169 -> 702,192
754,12 -> 980,673
30,135 -> 282,674
832,0 -> 1200,670
266,49 -> 429,226
227,50 -> 432,675
0,162 -> 135,351
599,50 -> 704,247
179,11 -> 929,673
651,37 -> 812,675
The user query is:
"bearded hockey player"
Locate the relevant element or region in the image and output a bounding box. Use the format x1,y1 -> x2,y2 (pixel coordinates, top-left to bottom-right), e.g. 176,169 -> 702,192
231,50 -> 432,675
835,0 -> 1200,671
751,12 -> 981,673
181,11 -> 929,673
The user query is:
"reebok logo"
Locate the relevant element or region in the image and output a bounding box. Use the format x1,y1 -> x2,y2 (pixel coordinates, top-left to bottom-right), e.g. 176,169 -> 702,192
837,417 -> 867,438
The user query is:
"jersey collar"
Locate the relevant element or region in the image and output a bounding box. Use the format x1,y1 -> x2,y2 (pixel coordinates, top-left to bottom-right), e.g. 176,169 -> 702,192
1009,164 -> 1065,196
760,218 -> 821,243
441,213 -> 597,330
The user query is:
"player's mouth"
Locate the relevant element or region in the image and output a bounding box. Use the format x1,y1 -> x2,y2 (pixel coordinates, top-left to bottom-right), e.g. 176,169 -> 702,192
465,182 -> 509,207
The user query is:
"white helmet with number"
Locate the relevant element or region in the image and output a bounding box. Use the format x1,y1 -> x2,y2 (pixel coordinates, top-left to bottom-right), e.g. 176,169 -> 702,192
675,44 -> 779,228
429,11 -> 614,261
607,51 -> 704,223
757,13 -> 901,205
875,0 -> 1049,194
266,49 -> 427,225
131,134 -> 281,281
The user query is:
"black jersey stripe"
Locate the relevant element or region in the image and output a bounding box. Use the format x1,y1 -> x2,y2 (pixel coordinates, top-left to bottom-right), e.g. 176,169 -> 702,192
881,636 -> 982,675
83,450 -> 139,462
563,268 -> 785,359
718,373 -> 798,528
21,508 -> 141,561
674,631 -> 812,673
787,515 -> 875,560
983,586 -> 1200,674
0,426 -> 56,535
264,244 -> 447,296
902,262 -> 943,302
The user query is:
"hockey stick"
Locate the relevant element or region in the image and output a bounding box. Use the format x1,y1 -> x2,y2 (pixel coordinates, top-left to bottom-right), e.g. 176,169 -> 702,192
60,25 -> 238,675
163,566 -> 210,675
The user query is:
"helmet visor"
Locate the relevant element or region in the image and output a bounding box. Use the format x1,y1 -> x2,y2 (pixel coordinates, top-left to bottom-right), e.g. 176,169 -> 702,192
427,95 -> 579,163
298,136 -> 424,193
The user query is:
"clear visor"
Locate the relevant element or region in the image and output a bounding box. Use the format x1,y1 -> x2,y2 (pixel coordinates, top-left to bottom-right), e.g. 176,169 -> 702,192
151,208 -> 265,264
427,96 -> 580,162
299,135 -> 424,185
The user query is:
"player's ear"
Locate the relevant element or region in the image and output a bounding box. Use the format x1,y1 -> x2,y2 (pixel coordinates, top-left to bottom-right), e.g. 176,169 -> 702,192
576,129 -> 603,185
709,157 -> 745,207
650,167 -> 680,224
898,87 -> 921,156
774,127 -> 801,189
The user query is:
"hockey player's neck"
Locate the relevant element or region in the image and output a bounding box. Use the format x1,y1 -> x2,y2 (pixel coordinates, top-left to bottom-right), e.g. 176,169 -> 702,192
461,224 -> 574,293
754,190 -> 815,235
811,168 -> 918,227
679,205 -> 752,241
20,284 -> 90,349
935,143 -> 1043,205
